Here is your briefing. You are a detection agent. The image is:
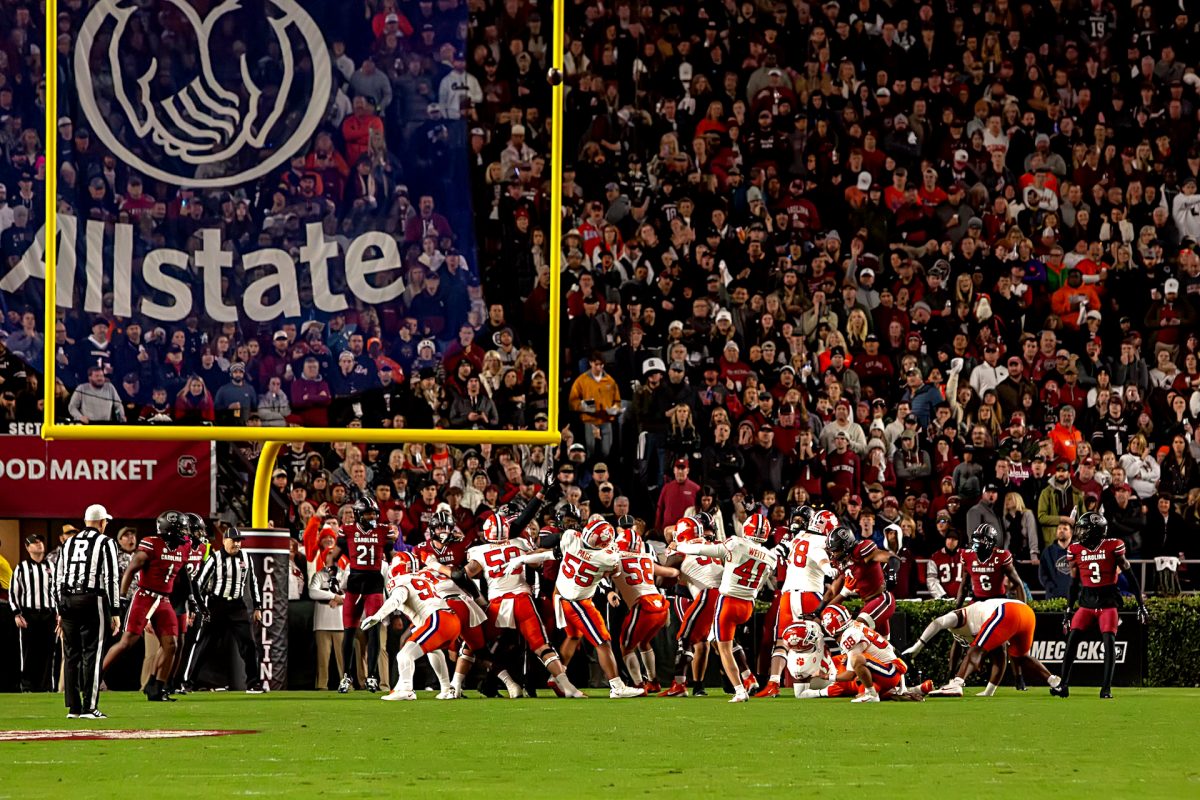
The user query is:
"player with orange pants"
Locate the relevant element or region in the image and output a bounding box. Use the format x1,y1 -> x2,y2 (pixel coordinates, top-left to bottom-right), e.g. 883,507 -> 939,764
462,510 -> 584,699
610,518 -> 678,692
818,604 -> 919,702
904,597 -> 1060,697
672,513 -> 778,703
659,515 -> 723,697
363,556 -> 460,701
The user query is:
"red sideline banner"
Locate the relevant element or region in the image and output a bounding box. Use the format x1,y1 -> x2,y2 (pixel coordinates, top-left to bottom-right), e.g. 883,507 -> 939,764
0,428 -> 214,519
238,529 -> 292,691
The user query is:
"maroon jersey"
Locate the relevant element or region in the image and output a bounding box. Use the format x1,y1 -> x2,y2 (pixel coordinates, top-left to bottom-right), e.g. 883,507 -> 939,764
1068,539 -> 1125,607
185,543 -> 206,576
136,536 -> 187,595
339,524 -> 390,572
963,549 -> 1013,599
414,541 -> 464,571
928,548 -> 964,598
843,540 -> 885,598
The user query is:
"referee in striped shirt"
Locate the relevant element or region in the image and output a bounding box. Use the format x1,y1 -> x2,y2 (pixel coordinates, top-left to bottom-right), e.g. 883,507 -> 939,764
182,527 -> 265,693
10,534 -> 56,692
53,505 -> 121,719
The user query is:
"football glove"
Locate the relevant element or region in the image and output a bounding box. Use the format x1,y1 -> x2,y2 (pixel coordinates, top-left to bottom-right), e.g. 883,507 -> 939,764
1136,605 -> 1149,626
1060,612 -> 1071,637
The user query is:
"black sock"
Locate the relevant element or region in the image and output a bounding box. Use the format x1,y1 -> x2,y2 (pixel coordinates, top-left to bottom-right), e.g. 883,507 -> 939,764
1060,630 -> 1083,687
365,627 -> 380,681
1101,632 -> 1116,691
340,629 -> 356,681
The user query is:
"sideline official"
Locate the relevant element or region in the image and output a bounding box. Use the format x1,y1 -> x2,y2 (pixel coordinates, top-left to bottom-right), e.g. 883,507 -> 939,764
182,527 -> 265,693
10,535 -> 56,692
54,505 -> 120,719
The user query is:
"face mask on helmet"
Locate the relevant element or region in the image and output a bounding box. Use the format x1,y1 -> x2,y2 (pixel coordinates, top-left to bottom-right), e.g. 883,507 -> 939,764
809,509 -> 838,537
615,526 -> 642,553
782,621 -> 822,652
742,512 -> 771,542
825,526 -> 856,563
972,524 -> 997,558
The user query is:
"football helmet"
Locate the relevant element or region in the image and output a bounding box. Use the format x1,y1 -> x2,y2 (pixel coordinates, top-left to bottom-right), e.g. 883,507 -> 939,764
820,604 -> 853,637
808,509 -> 839,537
184,512 -> 209,545
789,505 -> 814,533
1074,511 -> 1107,549
428,509 -> 459,544
673,516 -> 704,544
972,523 -> 1000,559
693,511 -> 717,537
386,552 -> 421,592
742,512 -> 771,543
480,511 -> 510,543
825,525 -> 857,564
580,518 -> 615,550
353,495 -> 380,530
781,620 -> 823,653
556,503 -> 583,531
156,510 -> 188,548
615,515 -> 641,553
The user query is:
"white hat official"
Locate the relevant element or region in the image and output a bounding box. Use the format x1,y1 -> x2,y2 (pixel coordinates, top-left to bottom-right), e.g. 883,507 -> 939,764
84,504 -> 112,522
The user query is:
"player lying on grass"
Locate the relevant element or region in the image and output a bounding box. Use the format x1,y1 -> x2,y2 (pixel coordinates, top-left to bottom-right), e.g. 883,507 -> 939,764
903,597 -> 1061,697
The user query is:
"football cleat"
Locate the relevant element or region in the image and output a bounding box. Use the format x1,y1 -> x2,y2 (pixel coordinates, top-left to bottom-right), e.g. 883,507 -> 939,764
78,710 -> 107,719
753,681 -> 781,698
643,679 -> 661,694
1099,688 -> 1113,699
338,676 -> 353,694
365,678 -> 381,693
66,713 -> 79,719
728,691 -> 749,704
546,679 -> 565,698
609,685 -> 646,698
851,689 -> 881,703
566,688 -> 588,699
435,688 -> 458,700
659,681 -> 688,697
692,687 -> 708,697
1050,684 -> 1069,698
245,687 -> 264,695
381,689 -> 417,701
505,684 -> 524,699
933,683 -> 964,697
742,676 -> 760,693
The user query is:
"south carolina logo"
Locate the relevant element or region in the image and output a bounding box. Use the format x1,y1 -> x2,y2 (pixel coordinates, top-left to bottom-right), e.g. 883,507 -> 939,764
74,0 -> 331,188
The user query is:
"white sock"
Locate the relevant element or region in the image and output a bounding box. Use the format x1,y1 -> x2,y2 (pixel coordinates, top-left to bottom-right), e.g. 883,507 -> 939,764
553,672 -> 577,692
497,669 -> 521,693
1048,675 -> 1061,688
450,671 -> 465,692
641,649 -> 655,682
978,682 -> 998,697
397,642 -> 422,692
426,650 -> 450,690
740,669 -> 752,680
623,652 -> 643,685
769,673 -> 781,684
608,677 -> 627,690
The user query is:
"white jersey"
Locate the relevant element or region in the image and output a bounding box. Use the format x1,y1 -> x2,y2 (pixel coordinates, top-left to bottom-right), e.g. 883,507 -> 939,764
678,551 -> 723,595
787,647 -> 836,683
779,532 -> 831,594
838,620 -> 898,662
467,539 -> 538,597
960,597 -> 1021,636
717,536 -> 778,601
554,530 -> 619,602
613,549 -> 661,606
379,572 -> 449,627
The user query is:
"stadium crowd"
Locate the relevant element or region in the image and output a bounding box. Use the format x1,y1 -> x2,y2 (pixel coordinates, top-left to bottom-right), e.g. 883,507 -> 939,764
4,0 -> 1200,693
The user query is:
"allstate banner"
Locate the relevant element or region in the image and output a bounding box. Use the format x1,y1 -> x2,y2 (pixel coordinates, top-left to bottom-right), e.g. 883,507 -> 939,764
0,429 -> 214,518
239,529 -> 292,691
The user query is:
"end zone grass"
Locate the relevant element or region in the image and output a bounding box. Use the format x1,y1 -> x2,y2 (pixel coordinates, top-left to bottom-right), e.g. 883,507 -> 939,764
3,689 -> 1198,798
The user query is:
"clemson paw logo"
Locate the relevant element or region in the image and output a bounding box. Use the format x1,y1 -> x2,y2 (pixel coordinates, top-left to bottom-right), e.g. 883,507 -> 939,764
75,0 -> 331,188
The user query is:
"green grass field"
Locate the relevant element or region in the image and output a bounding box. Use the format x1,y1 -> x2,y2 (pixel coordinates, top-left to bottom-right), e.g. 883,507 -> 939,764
3,689 -> 1198,798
